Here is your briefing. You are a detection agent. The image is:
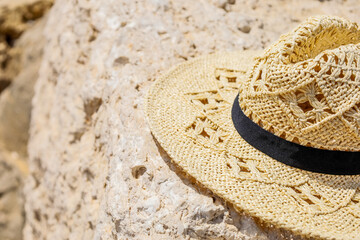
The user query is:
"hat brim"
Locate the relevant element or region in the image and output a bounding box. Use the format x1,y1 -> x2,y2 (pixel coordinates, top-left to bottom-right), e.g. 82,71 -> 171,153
145,50 -> 360,240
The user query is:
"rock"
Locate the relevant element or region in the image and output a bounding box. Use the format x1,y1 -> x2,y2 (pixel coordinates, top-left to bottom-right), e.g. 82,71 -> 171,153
0,1 -> 52,240
0,0 -> 52,157
0,152 -> 24,240
226,13 -> 253,34
23,0 -> 360,239
0,0 -> 52,94
238,24 -> 251,33
0,15 -> 47,156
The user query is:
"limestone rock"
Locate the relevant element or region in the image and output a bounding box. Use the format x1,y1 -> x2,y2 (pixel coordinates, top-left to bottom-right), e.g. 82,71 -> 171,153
0,15 -> 47,157
0,1 -> 51,240
0,0 -> 52,156
0,0 -> 52,93
0,153 -> 23,240
24,0 -> 360,239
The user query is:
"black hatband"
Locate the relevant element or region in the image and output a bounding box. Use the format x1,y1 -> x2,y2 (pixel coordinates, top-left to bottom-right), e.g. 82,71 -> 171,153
231,94 -> 360,175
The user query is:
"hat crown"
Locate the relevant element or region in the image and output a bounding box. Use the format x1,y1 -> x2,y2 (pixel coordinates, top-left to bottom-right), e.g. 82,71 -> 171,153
239,16 -> 360,151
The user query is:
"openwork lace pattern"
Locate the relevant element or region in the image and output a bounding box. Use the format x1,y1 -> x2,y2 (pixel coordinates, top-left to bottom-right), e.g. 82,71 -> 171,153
146,16 -> 360,240
240,16 -> 360,150
185,68 -> 360,215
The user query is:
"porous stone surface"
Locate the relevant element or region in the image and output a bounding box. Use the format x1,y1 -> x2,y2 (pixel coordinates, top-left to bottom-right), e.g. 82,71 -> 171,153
24,0 -> 360,239
0,152 -> 23,240
0,1 -> 52,240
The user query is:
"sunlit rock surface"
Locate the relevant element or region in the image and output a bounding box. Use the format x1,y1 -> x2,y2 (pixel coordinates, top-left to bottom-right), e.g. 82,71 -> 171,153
24,0 -> 360,239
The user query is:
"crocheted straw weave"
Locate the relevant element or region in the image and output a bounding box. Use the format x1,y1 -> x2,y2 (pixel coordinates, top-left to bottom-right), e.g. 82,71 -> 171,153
145,16 -> 360,239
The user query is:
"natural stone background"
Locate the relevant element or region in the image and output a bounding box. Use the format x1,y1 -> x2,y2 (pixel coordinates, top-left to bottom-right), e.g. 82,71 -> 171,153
4,0 -> 357,239
0,0 -> 52,239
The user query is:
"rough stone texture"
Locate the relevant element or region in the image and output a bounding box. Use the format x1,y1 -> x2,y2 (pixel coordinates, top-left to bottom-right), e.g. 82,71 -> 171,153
0,15 -> 48,240
24,0 -> 360,239
0,151 -> 23,240
0,1 -> 52,239
0,15 -> 47,157
0,0 -> 52,94
0,0 -> 52,155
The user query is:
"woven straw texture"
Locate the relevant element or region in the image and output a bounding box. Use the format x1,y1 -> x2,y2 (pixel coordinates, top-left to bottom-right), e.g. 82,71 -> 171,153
240,16 -> 360,151
145,16 -> 360,239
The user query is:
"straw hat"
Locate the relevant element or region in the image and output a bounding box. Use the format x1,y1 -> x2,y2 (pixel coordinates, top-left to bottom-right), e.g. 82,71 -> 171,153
145,16 -> 360,239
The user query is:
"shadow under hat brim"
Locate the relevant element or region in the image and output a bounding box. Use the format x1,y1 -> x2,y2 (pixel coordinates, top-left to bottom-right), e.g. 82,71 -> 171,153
145,50 -> 360,240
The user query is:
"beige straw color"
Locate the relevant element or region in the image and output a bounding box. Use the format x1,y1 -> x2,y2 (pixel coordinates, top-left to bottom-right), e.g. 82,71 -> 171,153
145,16 -> 360,239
